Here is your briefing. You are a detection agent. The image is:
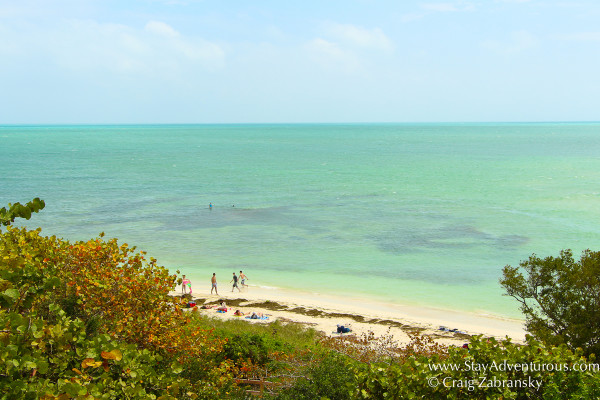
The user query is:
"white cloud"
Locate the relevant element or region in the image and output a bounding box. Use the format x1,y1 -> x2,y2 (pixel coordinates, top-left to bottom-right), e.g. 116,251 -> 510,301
305,38 -> 361,73
3,18 -> 225,76
402,2 -> 474,22
421,3 -> 459,12
307,38 -> 345,58
44,20 -> 148,73
325,23 -> 394,52
0,24 -> 18,54
482,30 -> 539,54
401,12 -> 426,23
557,32 -> 600,42
420,1 -> 475,12
145,20 -> 180,38
305,23 -> 393,75
172,38 -> 224,62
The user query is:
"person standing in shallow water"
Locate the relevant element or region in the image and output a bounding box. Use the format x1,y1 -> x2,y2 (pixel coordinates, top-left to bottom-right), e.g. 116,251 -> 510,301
230,272 -> 240,292
211,273 -> 218,295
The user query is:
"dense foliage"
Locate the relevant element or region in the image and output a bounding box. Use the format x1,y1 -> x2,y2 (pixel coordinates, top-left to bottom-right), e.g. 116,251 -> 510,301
0,224 -> 234,399
351,336 -> 600,400
500,249 -> 600,357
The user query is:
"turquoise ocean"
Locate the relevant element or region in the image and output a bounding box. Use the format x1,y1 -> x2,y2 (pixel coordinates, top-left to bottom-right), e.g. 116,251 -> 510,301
2,123 -> 600,319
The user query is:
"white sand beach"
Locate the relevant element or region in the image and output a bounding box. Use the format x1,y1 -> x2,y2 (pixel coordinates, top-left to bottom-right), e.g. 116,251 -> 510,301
174,284 -> 526,347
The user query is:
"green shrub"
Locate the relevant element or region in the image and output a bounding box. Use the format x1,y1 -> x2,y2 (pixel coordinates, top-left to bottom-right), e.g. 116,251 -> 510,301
0,305 -> 194,399
353,335 -> 600,399
274,352 -> 355,400
223,333 -> 270,365
0,222 -> 231,399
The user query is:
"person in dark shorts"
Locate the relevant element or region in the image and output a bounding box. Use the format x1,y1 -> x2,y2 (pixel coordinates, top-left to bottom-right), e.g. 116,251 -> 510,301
230,272 -> 241,292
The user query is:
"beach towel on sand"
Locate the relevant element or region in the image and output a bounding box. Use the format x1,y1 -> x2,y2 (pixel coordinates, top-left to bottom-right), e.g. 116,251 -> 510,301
245,316 -> 269,320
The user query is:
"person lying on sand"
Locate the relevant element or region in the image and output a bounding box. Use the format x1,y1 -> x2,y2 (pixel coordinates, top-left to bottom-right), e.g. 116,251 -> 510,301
336,324 -> 352,334
244,312 -> 268,320
233,310 -> 245,316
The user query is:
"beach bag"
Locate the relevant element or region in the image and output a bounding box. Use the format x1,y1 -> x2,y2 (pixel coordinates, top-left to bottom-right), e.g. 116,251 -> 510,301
337,325 -> 351,333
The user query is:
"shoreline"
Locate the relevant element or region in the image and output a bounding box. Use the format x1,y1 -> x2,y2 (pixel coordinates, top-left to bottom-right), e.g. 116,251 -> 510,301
173,284 -> 526,346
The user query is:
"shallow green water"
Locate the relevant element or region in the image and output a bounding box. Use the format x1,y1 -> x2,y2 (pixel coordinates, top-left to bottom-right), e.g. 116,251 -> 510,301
2,123 -> 600,318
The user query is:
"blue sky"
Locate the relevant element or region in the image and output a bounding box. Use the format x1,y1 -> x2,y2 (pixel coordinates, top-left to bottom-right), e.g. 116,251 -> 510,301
1,0 -> 599,123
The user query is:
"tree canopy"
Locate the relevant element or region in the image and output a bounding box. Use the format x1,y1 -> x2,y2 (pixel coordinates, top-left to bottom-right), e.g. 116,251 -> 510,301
500,249 -> 600,356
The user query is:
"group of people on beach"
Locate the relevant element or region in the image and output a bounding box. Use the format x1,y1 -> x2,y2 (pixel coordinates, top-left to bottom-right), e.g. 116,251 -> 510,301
202,301 -> 266,319
181,271 -> 249,296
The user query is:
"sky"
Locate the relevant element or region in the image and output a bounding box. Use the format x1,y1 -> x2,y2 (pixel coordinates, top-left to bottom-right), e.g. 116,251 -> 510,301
1,0 -> 599,124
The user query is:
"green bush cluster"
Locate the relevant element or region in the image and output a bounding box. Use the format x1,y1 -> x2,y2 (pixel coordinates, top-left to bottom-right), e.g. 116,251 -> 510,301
352,336 -> 600,399
273,352 -> 355,400
0,305 -> 189,399
0,213 -> 233,399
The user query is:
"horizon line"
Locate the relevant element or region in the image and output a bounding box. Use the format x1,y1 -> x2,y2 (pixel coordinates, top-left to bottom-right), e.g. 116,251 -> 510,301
2,120 -> 600,127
